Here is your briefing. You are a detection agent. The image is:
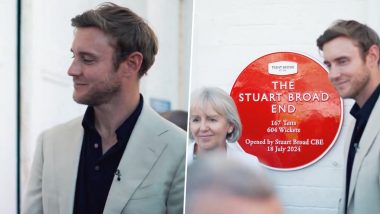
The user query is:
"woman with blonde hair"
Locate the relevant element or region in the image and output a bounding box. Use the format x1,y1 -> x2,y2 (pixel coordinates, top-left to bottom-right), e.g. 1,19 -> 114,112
187,87 -> 261,170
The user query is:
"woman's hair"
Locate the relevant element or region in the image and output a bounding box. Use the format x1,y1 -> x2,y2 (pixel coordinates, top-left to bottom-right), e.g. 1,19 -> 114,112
189,87 -> 242,142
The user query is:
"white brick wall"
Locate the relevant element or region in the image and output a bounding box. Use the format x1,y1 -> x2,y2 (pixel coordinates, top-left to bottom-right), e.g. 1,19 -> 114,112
190,0 -> 378,213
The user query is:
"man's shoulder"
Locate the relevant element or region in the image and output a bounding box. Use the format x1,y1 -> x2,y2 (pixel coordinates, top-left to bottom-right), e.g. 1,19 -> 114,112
139,105 -> 186,151
140,105 -> 186,136
150,112 -> 186,144
42,116 -> 83,137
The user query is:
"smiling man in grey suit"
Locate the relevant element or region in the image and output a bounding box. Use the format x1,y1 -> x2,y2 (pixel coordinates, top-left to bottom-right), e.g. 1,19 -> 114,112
317,20 -> 380,214
23,3 -> 186,214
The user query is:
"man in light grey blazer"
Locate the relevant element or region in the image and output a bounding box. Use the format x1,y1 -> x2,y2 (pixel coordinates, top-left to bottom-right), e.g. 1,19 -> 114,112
23,3 -> 186,214
317,20 -> 380,214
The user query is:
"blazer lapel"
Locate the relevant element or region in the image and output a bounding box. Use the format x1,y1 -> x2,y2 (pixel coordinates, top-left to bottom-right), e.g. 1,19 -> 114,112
348,99 -> 380,205
55,118 -> 84,214
103,105 -> 169,213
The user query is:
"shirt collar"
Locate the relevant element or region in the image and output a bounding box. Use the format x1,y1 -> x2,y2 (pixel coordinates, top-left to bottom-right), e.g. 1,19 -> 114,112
115,95 -> 143,141
82,94 -> 144,141
350,84 -> 380,121
82,106 -> 95,130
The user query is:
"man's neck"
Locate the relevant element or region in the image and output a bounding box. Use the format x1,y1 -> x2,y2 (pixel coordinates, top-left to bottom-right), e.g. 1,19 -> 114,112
93,92 -> 140,137
355,70 -> 380,107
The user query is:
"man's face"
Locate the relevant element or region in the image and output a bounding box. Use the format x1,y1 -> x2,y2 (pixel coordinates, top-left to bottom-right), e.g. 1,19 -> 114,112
68,27 -> 122,106
322,37 -> 371,103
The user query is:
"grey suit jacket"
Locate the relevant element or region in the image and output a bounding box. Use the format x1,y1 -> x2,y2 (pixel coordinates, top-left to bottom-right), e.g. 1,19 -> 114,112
22,104 -> 186,214
338,98 -> 380,214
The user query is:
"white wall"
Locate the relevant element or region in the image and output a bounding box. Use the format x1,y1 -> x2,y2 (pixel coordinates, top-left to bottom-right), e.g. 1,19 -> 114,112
142,0 -> 192,110
20,0 -> 192,199
191,0 -> 378,213
0,1 -> 17,213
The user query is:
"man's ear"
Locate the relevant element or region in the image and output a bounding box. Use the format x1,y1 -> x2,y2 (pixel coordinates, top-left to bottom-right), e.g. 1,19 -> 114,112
366,45 -> 380,68
120,51 -> 143,77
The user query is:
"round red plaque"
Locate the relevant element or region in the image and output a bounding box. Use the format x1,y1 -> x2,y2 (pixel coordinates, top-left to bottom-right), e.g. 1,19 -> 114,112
230,52 -> 342,170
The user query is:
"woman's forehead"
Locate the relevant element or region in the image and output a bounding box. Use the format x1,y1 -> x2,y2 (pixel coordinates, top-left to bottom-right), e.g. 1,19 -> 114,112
191,101 -> 225,116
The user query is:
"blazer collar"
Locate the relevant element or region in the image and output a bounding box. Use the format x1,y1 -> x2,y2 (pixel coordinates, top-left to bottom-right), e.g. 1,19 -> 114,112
348,98 -> 380,205
103,104 -> 169,213
55,117 -> 84,214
